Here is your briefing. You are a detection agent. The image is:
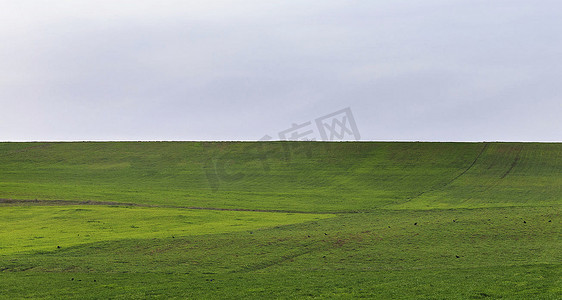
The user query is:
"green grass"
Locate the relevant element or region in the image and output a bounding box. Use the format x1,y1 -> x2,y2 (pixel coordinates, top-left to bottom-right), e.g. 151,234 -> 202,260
0,142 -> 560,298
0,205 -> 333,255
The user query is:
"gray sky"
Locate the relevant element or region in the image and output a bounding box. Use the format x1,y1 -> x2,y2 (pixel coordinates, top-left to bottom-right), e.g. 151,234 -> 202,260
1,0 -> 561,141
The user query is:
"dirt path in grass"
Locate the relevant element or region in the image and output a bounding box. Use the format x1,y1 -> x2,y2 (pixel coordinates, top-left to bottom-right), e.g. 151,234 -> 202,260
0,198 -> 339,214
0,198 -> 148,207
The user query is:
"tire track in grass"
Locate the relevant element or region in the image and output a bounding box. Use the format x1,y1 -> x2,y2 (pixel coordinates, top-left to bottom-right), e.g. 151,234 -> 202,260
402,143 -> 489,203
500,146 -> 523,179
464,144 -> 525,196
440,142 -> 490,187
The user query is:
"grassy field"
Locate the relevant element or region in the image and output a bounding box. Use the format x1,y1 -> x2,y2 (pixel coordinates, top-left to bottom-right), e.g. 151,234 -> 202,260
0,142 -> 560,298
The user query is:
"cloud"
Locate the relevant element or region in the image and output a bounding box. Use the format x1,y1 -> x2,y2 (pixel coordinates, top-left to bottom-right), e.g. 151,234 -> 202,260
0,0 -> 560,141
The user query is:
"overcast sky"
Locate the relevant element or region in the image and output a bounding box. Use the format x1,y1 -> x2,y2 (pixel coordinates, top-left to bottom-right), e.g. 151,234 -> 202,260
1,0 -> 560,141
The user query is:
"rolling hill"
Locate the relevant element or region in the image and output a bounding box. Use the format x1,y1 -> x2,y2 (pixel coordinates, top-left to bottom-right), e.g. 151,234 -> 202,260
0,142 -> 560,298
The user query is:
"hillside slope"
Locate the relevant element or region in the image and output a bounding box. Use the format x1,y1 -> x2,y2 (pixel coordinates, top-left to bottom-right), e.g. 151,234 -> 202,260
0,142 -> 559,212
1,142 -> 560,298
